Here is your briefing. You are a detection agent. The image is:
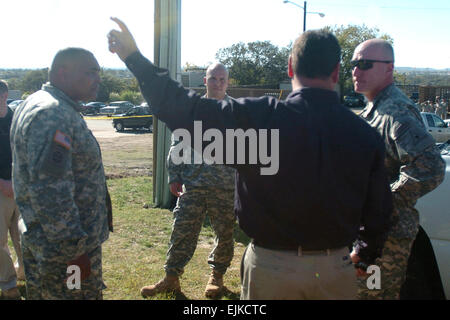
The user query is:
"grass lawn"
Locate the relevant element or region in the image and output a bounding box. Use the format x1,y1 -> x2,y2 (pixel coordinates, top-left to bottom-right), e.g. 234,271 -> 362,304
103,176 -> 250,300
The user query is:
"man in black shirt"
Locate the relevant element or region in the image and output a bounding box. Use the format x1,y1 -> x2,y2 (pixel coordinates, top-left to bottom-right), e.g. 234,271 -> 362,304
108,18 -> 392,299
0,80 -> 23,299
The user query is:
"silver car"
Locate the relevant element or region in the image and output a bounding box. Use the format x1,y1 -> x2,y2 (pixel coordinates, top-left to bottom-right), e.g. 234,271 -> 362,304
402,141 -> 450,299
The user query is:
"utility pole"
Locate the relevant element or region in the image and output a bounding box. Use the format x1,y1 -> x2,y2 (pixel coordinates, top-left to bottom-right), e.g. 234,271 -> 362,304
303,1 -> 307,32
283,0 -> 325,32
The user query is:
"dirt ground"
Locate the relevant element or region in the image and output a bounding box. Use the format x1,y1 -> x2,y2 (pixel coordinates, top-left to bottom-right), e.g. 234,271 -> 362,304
86,119 -> 153,179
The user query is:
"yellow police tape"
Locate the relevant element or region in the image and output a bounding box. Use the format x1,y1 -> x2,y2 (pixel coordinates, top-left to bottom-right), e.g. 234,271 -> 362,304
84,115 -> 153,120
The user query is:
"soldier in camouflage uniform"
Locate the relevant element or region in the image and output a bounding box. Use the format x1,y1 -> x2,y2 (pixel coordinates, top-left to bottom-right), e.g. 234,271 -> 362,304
423,101 -> 433,113
351,39 -> 445,299
434,96 -> 441,116
442,98 -> 449,120
437,98 -> 447,120
10,48 -> 110,300
141,63 -> 236,299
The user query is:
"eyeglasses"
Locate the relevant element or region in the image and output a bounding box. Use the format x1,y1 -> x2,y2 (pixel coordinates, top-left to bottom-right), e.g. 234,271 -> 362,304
350,59 -> 393,71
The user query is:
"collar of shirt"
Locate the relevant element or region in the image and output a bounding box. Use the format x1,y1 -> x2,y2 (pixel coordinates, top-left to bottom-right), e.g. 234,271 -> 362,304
41,82 -> 83,112
286,87 -> 340,106
201,94 -> 232,103
360,83 -> 396,119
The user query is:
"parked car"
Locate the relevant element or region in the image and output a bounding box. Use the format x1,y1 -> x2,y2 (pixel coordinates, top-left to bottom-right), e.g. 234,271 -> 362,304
343,94 -> 365,108
81,102 -> 106,115
421,112 -> 450,143
410,92 -> 419,103
401,141 -> 450,299
112,105 -> 153,132
99,101 -> 134,116
8,100 -> 24,111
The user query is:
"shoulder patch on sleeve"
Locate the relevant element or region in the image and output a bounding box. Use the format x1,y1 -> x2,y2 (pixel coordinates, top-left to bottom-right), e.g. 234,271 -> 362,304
53,130 -> 72,150
40,130 -> 71,177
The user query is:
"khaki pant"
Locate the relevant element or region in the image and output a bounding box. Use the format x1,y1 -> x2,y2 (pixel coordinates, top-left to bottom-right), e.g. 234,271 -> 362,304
241,243 -> 357,300
0,192 -> 24,291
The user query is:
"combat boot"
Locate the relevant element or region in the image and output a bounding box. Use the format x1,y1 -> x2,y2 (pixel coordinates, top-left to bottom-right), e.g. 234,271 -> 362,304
1,287 -> 21,300
204,270 -> 224,299
140,274 -> 181,298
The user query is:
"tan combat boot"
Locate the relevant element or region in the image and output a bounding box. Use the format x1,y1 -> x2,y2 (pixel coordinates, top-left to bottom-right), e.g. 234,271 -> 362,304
140,274 -> 181,298
1,287 -> 21,300
204,270 -> 224,299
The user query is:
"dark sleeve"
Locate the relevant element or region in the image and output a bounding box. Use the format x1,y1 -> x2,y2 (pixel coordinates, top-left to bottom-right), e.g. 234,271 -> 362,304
125,51 -> 236,134
356,137 -> 393,264
125,52 -> 277,133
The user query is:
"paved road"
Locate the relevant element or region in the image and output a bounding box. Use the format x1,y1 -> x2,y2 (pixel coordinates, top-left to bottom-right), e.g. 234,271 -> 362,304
85,118 -> 152,139
85,119 -> 118,138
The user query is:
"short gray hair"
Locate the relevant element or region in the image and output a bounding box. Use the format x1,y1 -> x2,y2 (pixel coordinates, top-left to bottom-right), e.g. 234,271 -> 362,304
206,63 -> 229,78
49,47 -> 94,79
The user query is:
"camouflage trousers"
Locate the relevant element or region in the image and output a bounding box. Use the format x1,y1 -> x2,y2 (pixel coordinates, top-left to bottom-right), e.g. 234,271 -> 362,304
22,227 -> 105,300
165,187 -> 235,276
357,236 -> 415,300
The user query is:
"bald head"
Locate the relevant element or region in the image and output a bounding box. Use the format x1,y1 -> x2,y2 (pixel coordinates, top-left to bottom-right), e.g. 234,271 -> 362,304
49,47 -> 101,102
351,39 -> 395,101
206,63 -> 229,78
204,63 -> 229,100
354,39 -> 394,62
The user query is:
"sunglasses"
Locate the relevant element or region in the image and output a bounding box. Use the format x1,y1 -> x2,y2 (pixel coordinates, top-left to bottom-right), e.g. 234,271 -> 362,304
350,59 -> 393,71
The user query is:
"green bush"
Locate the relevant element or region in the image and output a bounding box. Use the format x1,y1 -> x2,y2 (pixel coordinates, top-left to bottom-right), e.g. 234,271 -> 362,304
108,91 -> 143,105
119,90 -> 143,105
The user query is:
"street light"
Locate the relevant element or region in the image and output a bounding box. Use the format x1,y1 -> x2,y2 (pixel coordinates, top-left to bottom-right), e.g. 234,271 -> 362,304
283,0 -> 325,32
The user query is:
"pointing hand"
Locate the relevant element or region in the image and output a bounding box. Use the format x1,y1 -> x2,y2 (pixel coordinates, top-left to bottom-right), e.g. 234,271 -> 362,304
108,17 -> 139,62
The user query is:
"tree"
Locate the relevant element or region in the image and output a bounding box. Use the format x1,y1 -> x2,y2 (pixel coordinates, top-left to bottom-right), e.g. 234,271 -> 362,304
97,71 -> 127,102
119,90 -> 143,105
183,62 -> 205,72
323,25 -> 393,97
393,71 -> 407,86
20,69 -> 48,93
216,41 -> 290,86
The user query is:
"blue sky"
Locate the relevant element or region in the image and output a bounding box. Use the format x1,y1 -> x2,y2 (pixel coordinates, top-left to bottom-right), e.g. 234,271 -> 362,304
1,0 -> 449,69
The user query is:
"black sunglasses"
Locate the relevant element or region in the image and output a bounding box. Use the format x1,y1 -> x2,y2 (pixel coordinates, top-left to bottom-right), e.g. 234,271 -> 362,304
350,59 -> 393,71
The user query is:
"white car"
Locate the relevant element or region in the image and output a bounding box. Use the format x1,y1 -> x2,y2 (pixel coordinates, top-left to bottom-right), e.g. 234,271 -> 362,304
401,142 -> 450,299
8,100 -> 24,111
421,112 -> 450,143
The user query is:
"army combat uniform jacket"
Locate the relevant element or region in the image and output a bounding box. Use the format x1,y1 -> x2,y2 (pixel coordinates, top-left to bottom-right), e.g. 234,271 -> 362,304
10,83 -> 109,263
167,95 -> 235,190
360,84 -> 445,239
